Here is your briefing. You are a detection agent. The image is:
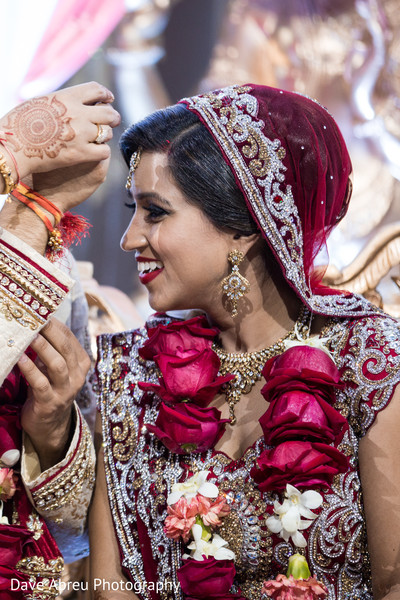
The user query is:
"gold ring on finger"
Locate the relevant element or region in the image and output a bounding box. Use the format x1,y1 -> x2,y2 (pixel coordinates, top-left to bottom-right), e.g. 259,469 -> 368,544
94,123 -> 108,144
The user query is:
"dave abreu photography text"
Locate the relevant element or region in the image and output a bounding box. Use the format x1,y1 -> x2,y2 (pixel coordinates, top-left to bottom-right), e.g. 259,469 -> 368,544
11,578 -> 181,594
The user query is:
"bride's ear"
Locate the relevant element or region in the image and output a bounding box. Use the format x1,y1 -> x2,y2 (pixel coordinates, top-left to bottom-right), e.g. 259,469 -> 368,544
232,232 -> 261,255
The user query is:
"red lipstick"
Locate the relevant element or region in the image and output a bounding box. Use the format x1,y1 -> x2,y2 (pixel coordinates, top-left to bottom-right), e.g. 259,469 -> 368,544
136,256 -> 164,285
139,268 -> 164,284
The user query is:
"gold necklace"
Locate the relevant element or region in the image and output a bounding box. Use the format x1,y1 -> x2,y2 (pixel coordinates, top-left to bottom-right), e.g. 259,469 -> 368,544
213,307 -> 310,424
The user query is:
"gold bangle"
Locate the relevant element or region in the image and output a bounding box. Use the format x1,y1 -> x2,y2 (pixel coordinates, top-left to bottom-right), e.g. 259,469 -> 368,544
0,152 -> 16,194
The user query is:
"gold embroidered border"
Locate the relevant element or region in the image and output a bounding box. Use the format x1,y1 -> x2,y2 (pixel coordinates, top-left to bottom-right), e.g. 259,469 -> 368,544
0,288 -> 43,329
26,512 -> 44,540
16,556 -> 63,599
31,417 -> 95,512
0,253 -> 64,312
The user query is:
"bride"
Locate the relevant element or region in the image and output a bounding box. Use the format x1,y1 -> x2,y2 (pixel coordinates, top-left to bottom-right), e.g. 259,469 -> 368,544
90,84 -> 400,600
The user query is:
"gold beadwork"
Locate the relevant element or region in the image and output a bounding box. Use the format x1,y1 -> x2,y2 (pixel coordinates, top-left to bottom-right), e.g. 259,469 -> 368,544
213,307 -> 309,424
126,146 -> 143,191
47,228 -> 63,251
0,152 -> 15,194
221,249 -> 250,317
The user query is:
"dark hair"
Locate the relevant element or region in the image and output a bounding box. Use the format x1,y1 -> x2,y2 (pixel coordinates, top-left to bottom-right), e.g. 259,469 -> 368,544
120,105 -> 258,236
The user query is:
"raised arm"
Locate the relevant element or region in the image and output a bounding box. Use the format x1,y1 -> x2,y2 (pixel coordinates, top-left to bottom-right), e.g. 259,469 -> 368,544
0,82 -> 118,187
0,81 -> 120,253
359,385 -> 400,599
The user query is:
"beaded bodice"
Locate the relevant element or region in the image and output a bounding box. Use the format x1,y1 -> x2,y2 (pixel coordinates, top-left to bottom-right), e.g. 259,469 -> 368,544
96,310 -> 400,600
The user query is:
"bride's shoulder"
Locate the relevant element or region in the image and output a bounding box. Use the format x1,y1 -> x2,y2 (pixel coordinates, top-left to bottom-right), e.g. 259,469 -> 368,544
325,311 -> 400,436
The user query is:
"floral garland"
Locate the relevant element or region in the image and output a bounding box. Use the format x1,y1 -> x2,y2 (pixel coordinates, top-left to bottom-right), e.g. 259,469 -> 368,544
139,315 -> 350,600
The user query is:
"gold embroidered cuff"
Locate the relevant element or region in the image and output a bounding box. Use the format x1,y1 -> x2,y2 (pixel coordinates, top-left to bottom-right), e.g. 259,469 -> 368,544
30,413 -> 95,513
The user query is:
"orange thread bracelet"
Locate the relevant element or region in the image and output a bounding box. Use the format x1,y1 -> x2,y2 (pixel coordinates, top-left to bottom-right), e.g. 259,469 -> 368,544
16,182 -> 63,225
10,183 -> 91,261
11,184 -> 64,260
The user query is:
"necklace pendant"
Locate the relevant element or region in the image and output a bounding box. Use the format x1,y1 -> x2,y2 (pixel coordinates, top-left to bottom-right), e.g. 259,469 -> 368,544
213,307 -> 311,427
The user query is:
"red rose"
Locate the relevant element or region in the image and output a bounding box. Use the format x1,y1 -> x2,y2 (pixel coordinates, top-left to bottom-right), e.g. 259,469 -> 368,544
140,316 -> 218,361
178,557 -> 236,597
0,525 -> 32,599
146,402 -> 229,454
264,346 -> 340,382
0,405 -> 22,467
139,348 -> 233,406
260,391 -> 347,445
0,368 -> 21,404
261,346 -> 341,404
251,440 -> 349,492
139,317 -> 233,405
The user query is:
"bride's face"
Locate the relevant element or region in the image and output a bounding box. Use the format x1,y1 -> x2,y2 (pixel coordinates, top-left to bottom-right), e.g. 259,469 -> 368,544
121,151 -> 234,314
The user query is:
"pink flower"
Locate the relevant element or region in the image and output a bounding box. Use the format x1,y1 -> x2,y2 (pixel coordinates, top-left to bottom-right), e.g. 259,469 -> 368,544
164,497 -> 199,543
197,495 -> 231,528
146,402 -> 229,454
251,440 -> 349,493
0,469 -> 17,502
262,574 -> 328,599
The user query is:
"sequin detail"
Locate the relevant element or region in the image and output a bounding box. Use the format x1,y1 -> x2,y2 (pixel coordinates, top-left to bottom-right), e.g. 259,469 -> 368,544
180,85 -> 382,319
97,310 -> 400,600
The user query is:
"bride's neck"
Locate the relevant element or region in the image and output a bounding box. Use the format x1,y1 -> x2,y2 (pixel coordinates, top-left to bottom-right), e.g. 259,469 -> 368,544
208,254 -> 302,353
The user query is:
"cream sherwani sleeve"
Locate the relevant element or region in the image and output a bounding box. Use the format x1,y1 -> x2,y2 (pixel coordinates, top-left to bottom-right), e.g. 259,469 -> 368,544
0,226 -> 95,561
0,226 -> 73,381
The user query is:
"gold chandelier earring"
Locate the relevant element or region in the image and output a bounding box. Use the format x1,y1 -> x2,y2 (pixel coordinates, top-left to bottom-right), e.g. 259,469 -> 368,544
221,250 -> 250,318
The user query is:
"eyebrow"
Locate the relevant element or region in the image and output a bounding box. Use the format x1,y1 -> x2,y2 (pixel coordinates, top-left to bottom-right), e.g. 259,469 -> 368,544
134,191 -> 173,208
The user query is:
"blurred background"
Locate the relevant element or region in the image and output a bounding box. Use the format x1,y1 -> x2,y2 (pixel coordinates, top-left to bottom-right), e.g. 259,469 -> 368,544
2,0 -> 400,322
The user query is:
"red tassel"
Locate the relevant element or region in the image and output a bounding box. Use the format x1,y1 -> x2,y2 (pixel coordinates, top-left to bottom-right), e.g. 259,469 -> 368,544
58,212 -> 91,247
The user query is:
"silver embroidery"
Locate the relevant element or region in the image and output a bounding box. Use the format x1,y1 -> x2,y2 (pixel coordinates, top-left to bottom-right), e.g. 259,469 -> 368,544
181,86 -> 383,319
97,314 -> 400,600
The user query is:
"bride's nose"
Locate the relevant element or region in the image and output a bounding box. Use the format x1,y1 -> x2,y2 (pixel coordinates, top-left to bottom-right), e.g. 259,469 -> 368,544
120,217 -> 147,252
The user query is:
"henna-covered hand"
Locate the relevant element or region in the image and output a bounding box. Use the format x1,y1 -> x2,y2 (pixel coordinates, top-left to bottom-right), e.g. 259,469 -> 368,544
0,82 -> 120,182
4,95 -> 75,160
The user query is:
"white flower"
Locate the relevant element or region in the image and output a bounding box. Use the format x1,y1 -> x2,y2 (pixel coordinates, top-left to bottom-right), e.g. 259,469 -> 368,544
183,524 -> 235,561
266,484 -> 323,548
167,470 -> 219,505
0,500 -> 8,524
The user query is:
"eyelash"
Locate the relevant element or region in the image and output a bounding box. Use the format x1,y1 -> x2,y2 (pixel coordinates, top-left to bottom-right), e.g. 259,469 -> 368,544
124,201 -> 137,213
124,201 -> 168,221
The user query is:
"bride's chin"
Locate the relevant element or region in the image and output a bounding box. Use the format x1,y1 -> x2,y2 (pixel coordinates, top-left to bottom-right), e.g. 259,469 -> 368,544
147,294 -> 172,313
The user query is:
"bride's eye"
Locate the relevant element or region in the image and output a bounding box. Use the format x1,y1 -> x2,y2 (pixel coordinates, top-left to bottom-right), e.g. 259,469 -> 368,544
143,204 -> 169,222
